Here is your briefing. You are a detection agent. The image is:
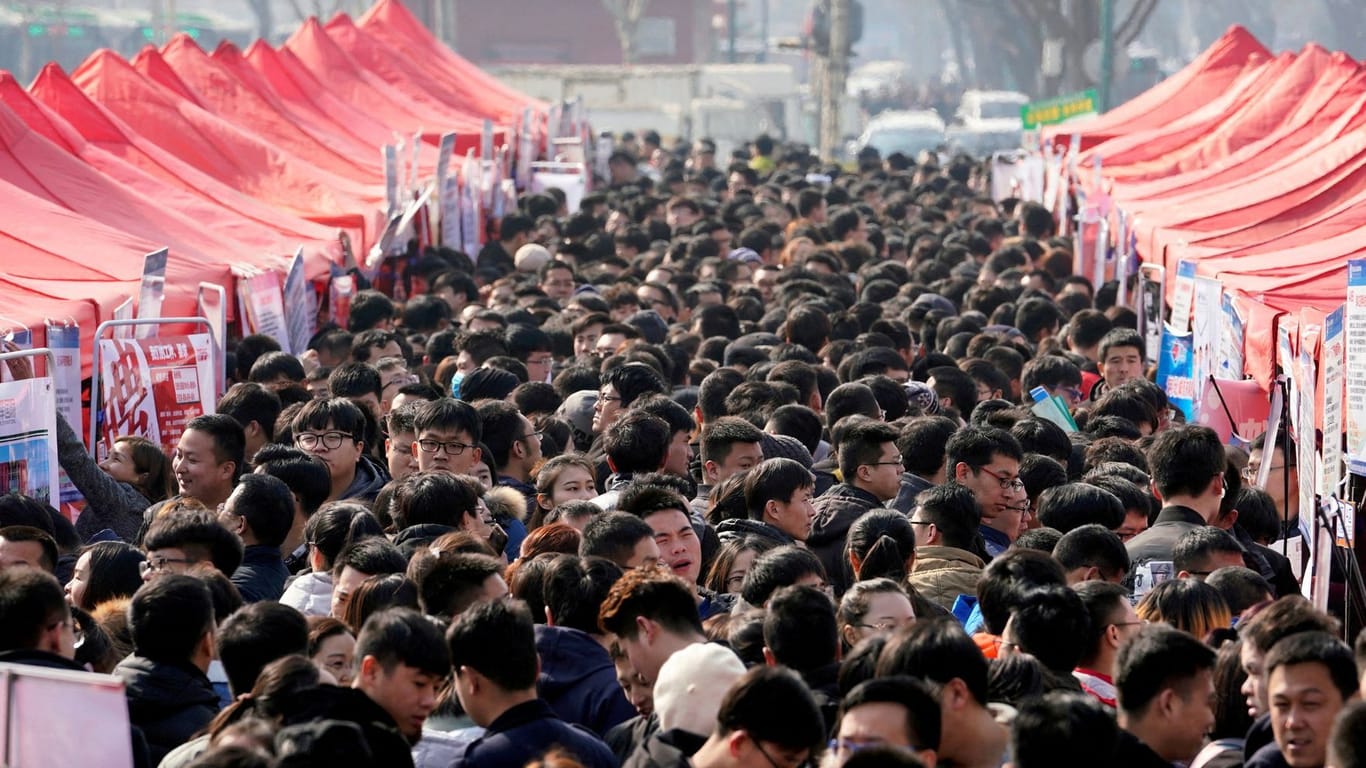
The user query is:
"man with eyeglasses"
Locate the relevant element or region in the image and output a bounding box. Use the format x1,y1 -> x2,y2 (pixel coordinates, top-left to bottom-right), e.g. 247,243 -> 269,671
1073,581 -> 1144,709
831,677 -> 941,767
945,426 -> 1028,559
412,398 -> 483,476
810,418 -> 904,596
291,398 -> 390,504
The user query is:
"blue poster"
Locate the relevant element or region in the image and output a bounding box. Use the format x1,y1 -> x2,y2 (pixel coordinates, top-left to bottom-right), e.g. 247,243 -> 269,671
1156,324 -> 1196,421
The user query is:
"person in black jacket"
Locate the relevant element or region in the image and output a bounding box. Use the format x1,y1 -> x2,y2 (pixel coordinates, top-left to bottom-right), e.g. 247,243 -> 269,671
217,474 -> 293,603
809,419 -> 903,596
114,574 -> 221,765
293,398 -> 391,504
1126,426 -> 1228,589
763,585 -> 842,735
1113,624 -> 1217,768
716,458 -> 816,548
448,600 -> 616,768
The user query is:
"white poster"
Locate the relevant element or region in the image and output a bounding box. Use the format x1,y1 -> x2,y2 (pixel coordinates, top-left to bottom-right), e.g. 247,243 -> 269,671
1217,293 -> 1245,381
530,162 -> 588,216
0,376 -> 60,507
1190,276 -> 1222,422
1169,259 -> 1197,334
240,270 -> 288,351
0,663 -> 136,768
45,321 -> 84,515
1345,259 -> 1366,459
383,144 -> 399,217
112,297 -> 134,339
134,248 -> 168,338
1321,305 -> 1346,498
196,282 -> 227,391
517,108 -> 535,190
282,249 -> 315,356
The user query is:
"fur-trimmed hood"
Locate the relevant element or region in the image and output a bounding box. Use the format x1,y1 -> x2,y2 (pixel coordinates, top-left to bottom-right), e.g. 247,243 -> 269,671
485,485 -> 529,522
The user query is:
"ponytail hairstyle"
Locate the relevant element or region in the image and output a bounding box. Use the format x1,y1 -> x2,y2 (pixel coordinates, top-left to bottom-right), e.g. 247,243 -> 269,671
845,510 -> 917,584
204,654 -> 322,741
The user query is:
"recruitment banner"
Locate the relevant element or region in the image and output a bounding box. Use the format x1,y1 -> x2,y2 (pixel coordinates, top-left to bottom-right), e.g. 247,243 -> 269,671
0,375 -> 60,507
1156,325 -> 1195,422
1345,258 -> 1366,459
1321,305 -> 1345,499
1190,276 -> 1223,422
1217,293 -> 1245,381
46,321 -> 84,515
1169,260 -> 1197,334
98,335 -> 215,459
1137,264 -> 1165,363
237,270 -> 288,351
282,248 -> 315,357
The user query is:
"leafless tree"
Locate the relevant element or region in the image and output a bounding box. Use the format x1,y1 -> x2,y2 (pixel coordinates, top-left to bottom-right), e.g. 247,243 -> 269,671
601,0 -> 652,65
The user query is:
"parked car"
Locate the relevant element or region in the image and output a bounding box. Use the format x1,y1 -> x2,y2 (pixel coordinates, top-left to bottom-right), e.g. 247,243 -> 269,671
847,109 -> 947,163
950,90 -> 1028,155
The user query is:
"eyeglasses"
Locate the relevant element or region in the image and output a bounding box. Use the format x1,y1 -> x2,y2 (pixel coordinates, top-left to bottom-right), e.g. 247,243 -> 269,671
977,465 -> 1026,492
1242,464 -> 1284,480
139,556 -> 194,575
865,456 -> 904,468
525,357 -> 554,367
517,429 -> 545,443
416,438 -> 474,456
908,519 -> 932,527
753,737 -> 808,768
598,393 -> 622,404
295,431 -> 353,451
830,739 -> 920,756
1063,387 -> 1085,403
856,619 -> 907,632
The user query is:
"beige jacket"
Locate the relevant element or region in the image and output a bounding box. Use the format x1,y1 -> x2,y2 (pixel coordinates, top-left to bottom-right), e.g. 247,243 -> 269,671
909,545 -> 986,611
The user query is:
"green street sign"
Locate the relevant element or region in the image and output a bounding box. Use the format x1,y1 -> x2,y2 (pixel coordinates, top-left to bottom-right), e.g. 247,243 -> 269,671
1021,89 -> 1099,129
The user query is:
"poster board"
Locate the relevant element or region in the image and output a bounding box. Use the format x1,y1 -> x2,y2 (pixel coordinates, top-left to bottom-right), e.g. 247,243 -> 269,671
1190,276 -> 1223,422
97,335 -> 216,460
1137,264 -> 1165,364
0,375 -> 59,507
1346,258 -> 1366,462
530,162 -> 588,216
283,248 -> 316,357
0,662 -> 134,768
1321,305 -> 1346,499
236,269 -> 288,351
134,249 -> 168,338
1169,259 -> 1197,334
46,321 -> 84,516
1156,325 -> 1195,421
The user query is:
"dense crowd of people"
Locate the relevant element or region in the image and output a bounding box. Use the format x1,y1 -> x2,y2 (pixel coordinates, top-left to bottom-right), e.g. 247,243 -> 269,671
0,132 -> 1363,768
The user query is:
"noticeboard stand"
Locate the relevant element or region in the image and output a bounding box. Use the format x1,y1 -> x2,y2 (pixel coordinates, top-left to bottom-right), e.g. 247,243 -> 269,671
88,318 -> 214,459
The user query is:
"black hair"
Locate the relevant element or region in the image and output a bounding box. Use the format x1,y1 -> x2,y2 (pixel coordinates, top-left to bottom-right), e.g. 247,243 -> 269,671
216,602 -> 309,696
0,568 -> 67,651
1147,425 -> 1226,499
1098,328 -> 1144,364
740,545 -> 826,607
347,290 -> 395,333
1073,580 -> 1131,665
1009,419 -> 1071,464
143,508 -> 245,575
976,548 -> 1066,636
1009,585 -> 1091,674
836,419 -> 899,479
224,474 -> 296,548
1010,691 -> 1118,768
1035,483 -> 1124,534
217,383 -> 283,444
876,616 -> 990,706
1329,700 -> 1366,768
185,413 -> 247,480
1232,487 -> 1281,545
764,585 -> 838,672
391,471 -> 480,531
1265,631 -> 1358,701
714,666 -> 827,754
578,512 -> 655,567
632,394 -> 697,437
1012,527 -> 1062,554
417,552 -> 505,620
602,362 -> 668,408
1205,567 -> 1273,616
447,598 -> 536,692
128,574 -> 215,663
896,416 -> 958,479
744,459 -> 815,520
254,450 -> 332,520
603,411 -> 671,475
0,525 -> 58,573
332,537 -> 407,579
73,540 -> 145,612
911,483 -> 981,551
698,369 -> 745,423
248,350 -> 306,384
1115,624 -> 1216,716
413,398 -> 482,444
945,425 -> 1023,474
292,397 -> 368,444
1020,355 -> 1082,393
327,361 -> 384,400
846,511 -> 916,584
305,502 -> 383,571
354,607 -> 449,678
839,675 -> 941,753
1172,526 -> 1244,576
700,416 -> 766,466
1092,389 -> 1159,434
766,405 -> 824,455
544,555 -> 624,635
1053,524 -> 1129,580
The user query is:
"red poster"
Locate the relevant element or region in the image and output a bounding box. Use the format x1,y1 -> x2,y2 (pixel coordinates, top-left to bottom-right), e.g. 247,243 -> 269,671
98,335 -> 216,459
